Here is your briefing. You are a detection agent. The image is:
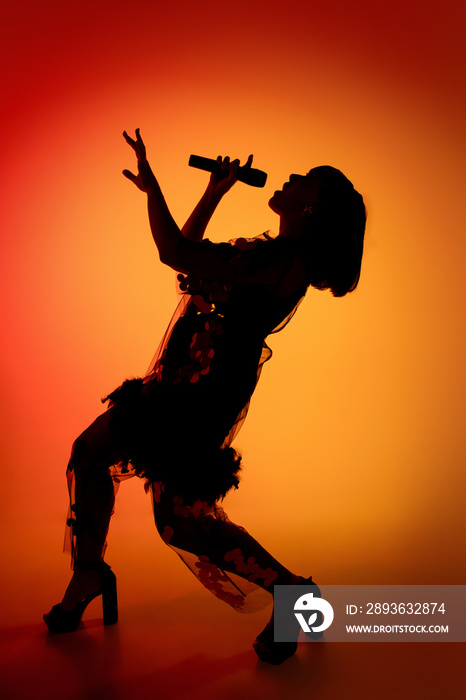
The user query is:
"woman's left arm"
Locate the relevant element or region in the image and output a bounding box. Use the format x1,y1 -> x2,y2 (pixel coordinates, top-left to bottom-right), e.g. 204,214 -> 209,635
123,130 -> 244,282
123,129 -> 184,265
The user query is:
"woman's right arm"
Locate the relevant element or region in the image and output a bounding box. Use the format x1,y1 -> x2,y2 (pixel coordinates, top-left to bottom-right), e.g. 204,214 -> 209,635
181,155 -> 253,242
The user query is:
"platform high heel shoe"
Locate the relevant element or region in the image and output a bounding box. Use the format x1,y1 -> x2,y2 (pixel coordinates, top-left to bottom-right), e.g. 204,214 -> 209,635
253,576 -> 322,665
43,561 -> 118,633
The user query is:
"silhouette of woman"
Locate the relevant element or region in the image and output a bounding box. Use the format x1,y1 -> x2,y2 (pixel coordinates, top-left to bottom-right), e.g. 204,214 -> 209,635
44,129 -> 366,664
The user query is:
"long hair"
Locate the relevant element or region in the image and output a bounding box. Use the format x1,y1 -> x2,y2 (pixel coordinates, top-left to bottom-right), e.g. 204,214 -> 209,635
304,166 -> 366,297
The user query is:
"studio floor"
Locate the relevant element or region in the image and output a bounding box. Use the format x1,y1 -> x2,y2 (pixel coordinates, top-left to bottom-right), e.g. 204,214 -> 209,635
1,579 -> 464,700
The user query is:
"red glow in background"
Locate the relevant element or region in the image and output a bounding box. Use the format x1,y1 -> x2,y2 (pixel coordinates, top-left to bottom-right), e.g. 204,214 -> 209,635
1,1 -> 465,697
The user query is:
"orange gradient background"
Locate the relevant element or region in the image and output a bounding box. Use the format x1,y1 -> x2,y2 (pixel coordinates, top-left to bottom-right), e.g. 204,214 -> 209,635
1,0 -> 465,696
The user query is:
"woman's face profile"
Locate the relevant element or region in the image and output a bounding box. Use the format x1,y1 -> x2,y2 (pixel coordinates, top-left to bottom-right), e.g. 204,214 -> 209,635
268,171 -> 322,216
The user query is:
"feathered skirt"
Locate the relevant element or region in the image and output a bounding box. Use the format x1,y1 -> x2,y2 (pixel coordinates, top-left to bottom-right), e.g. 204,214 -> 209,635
102,375 -> 243,506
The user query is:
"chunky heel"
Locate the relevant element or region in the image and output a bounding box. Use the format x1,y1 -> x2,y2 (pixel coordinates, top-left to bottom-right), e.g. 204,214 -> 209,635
43,560 -> 118,633
101,567 -> 118,626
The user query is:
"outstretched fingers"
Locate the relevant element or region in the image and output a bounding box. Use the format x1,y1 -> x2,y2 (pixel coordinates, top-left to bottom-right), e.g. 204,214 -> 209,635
123,128 -> 146,160
123,129 -> 137,148
135,128 -> 146,157
122,129 -> 152,190
122,169 -> 137,183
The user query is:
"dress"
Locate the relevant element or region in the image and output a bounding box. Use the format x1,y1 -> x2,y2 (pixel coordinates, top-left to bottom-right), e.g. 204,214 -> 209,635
66,232 -> 310,612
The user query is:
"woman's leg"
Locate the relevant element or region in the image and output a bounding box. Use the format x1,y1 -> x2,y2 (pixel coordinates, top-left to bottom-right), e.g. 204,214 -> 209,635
152,490 -> 301,595
60,410 -> 124,610
151,490 -> 309,664
197,516 -> 301,589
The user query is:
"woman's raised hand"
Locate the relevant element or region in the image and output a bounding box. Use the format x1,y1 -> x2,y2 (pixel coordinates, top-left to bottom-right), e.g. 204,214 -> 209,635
208,154 -> 254,199
122,131 -> 253,201
122,129 -> 157,192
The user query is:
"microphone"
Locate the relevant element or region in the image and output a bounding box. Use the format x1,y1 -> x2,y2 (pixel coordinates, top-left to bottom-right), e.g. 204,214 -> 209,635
188,155 -> 267,188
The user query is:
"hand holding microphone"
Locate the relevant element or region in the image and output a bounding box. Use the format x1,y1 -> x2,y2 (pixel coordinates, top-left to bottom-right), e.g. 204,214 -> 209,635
189,154 -> 267,188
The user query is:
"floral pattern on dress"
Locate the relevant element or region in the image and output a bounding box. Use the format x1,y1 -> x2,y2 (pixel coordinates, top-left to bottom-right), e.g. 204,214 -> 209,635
160,525 -> 174,544
194,555 -> 246,609
224,548 -> 278,588
168,270 -> 232,384
177,273 -> 231,310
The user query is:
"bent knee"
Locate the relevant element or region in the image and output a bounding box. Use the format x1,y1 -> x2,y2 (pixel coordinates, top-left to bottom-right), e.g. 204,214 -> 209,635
67,412 -> 122,474
67,434 -> 92,474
